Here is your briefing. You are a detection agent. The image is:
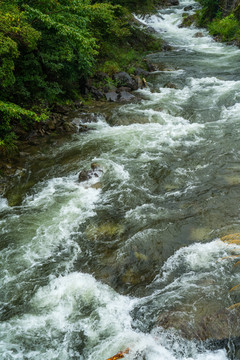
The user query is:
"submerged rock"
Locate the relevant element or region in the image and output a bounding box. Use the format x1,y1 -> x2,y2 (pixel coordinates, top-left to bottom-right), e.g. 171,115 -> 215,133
78,163 -> 103,183
78,170 -> 92,182
86,222 -> 124,241
184,5 -> 193,11
157,307 -> 240,341
194,32 -> 204,38
163,82 -> 177,89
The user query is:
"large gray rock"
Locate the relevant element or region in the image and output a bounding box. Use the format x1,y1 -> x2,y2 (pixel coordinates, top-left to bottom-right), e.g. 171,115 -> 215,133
157,307 -> 240,341
119,91 -> 136,102
113,72 -> 136,90
105,91 -> 118,102
134,67 -> 149,77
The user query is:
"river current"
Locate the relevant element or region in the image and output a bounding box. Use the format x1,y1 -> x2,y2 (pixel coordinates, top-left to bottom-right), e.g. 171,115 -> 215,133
1,0 -> 240,359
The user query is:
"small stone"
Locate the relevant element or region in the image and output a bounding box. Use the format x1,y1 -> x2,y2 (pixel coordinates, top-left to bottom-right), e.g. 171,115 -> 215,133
194,32 -> 204,38
134,75 -> 143,89
184,5 -> 193,11
163,82 -> 177,89
78,170 -> 91,182
91,163 -> 101,171
91,182 -> 101,189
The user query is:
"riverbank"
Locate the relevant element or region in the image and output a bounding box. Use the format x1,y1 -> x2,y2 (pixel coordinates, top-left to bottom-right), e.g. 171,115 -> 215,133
0,1 -> 178,197
0,0 -> 166,154
181,0 -> 240,46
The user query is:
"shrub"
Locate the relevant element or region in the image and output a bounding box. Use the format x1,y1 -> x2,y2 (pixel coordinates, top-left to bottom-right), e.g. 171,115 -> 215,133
208,14 -> 240,42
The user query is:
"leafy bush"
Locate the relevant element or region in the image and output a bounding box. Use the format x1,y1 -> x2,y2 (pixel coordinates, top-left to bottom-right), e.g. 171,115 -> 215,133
208,14 -> 240,42
0,0 -> 162,150
0,101 -> 47,151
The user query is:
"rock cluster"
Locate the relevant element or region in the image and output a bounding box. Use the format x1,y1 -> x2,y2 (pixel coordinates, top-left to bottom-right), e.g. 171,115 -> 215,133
85,70 -> 149,103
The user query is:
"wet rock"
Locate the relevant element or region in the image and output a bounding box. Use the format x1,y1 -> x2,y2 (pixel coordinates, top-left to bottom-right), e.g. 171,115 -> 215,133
105,91 -> 118,102
91,162 -> 101,171
179,14 -> 196,27
134,75 -> 143,89
90,87 -> 104,100
103,84 -> 117,93
19,152 -> 30,157
113,71 -> 136,89
161,42 -> 173,51
86,222 -> 124,241
194,32 -> 204,38
63,121 -> 76,132
163,82 -> 177,89
184,5 -> 193,11
146,61 -> 159,72
134,67 -> 149,77
95,72 -> 109,80
78,163 -> 103,183
71,118 -> 91,132
167,0 -> 179,5
52,104 -> 69,114
46,118 -> 57,130
78,170 -> 92,182
157,308 -> 240,341
90,182 -> 101,189
15,168 -> 27,177
119,91 -> 136,102
145,26 -> 158,34
117,86 -> 132,93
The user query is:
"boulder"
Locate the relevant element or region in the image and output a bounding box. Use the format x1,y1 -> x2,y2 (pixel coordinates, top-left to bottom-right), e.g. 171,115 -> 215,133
78,163 -> 103,183
105,91 -> 118,102
134,75 -> 143,89
119,91 -> 136,102
161,42 -> 173,51
113,71 -> 136,89
103,84 -> 117,93
78,170 -> 91,182
184,5 -> 193,11
146,26 -> 158,34
90,87 -> 104,100
146,61 -> 159,72
157,307 -> 240,341
167,0 -> 179,5
117,86 -> 132,93
134,67 -> 149,77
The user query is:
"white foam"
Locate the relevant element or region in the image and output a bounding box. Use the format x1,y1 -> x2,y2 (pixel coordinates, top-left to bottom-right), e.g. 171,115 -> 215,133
0,271 -> 230,360
0,197 -> 9,211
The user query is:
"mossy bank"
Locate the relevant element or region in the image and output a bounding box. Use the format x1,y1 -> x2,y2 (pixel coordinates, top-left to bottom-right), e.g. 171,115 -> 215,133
0,0 -> 168,156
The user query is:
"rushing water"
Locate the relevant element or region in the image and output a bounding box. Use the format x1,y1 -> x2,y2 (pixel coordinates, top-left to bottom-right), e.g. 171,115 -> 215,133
2,1 -> 240,359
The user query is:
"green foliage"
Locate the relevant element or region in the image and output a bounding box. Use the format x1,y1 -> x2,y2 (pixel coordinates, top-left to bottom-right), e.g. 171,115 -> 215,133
103,0 -> 158,13
0,100 -> 47,151
0,0 -> 162,150
196,0 -> 219,25
208,14 -> 240,42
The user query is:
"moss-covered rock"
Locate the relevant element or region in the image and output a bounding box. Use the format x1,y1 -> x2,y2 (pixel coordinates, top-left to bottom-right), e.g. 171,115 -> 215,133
86,222 -> 124,241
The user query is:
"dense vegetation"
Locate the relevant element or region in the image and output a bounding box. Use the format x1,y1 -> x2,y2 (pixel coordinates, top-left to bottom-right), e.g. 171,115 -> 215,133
0,0 -> 160,152
196,0 -> 240,44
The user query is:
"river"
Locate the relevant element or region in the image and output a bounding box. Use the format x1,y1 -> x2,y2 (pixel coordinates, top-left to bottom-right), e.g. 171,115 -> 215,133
1,0 -> 240,359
